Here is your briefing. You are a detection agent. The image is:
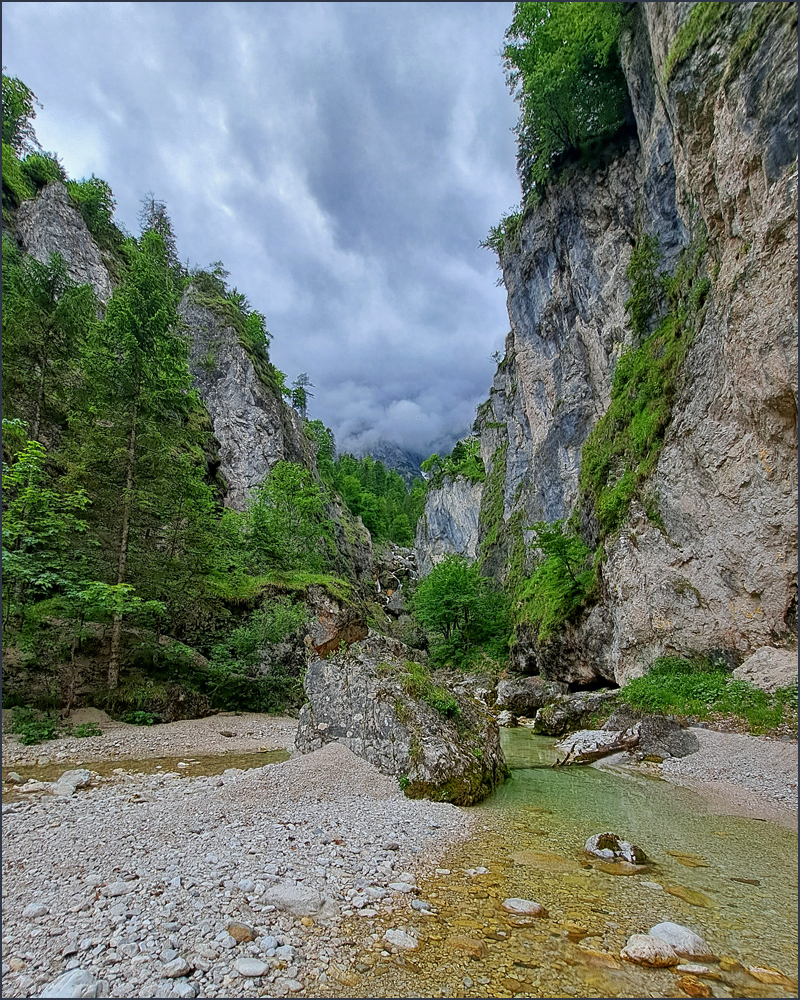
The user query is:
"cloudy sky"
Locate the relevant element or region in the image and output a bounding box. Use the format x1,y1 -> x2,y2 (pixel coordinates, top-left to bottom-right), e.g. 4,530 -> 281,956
3,1 -> 520,458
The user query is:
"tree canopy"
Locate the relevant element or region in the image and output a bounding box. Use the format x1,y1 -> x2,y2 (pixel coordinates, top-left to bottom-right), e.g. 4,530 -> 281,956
502,2 -> 631,197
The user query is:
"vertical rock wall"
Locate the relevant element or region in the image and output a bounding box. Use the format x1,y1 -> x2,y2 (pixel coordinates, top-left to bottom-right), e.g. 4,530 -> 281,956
419,1 -> 798,685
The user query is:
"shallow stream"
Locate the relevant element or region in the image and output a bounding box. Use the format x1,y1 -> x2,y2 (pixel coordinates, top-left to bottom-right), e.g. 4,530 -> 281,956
327,729 -> 799,999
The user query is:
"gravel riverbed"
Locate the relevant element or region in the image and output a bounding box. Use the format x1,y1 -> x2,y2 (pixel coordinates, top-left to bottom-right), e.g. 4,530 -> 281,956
1,713 -> 474,998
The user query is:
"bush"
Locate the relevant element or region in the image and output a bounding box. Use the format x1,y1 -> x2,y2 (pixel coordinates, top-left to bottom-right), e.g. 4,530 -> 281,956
517,520 -> 596,640
10,706 -> 61,745
619,656 -> 798,733
21,152 -> 65,189
2,141 -> 34,207
66,175 -> 126,254
74,722 -> 102,738
120,710 -> 156,726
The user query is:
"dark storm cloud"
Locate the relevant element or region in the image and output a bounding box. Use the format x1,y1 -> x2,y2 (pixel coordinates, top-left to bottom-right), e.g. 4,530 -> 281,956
3,1 -> 520,456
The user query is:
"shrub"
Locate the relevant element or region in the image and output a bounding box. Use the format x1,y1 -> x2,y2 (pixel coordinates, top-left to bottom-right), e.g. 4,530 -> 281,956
10,706 -> 61,745
21,152 -> 65,189
401,661 -> 461,720
120,710 -> 156,726
411,554 -> 512,667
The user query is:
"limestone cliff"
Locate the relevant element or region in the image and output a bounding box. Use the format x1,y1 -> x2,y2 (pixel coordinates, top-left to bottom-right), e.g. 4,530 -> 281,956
418,2 -> 798,685
179,286 -> 315,511
415,475 -> 483,577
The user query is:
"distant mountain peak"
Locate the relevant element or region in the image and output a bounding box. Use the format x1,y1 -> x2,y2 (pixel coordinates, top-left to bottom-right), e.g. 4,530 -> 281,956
343,438 -> 424,486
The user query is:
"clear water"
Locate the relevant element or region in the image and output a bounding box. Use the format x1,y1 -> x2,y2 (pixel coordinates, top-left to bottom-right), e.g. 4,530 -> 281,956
323,729 -> 799,999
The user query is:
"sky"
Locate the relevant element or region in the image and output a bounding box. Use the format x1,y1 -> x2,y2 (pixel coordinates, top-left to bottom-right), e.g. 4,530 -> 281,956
3,1 -> 521,459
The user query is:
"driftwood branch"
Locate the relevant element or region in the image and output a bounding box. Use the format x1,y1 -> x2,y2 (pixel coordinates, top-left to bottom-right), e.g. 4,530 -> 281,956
552,732 -> 640,767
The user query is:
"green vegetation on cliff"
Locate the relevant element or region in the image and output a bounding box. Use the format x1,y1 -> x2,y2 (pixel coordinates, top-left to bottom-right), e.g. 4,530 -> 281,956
421,436 -> 485,489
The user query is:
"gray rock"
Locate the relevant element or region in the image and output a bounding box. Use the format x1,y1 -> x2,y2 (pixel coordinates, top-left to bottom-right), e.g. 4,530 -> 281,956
500,898 -> 547,917
495,676 -> 569,716
38,969 -> 103,998
234,957 -> 268,977
162,958 -> 192,978
649,922 -> 716,960
102,881 -> 133,898
22,903 -> 49,918
295,631 -> 508,805
620,934 -> 679,967
259,881 -> 329,918
169,983 -> 197,999
383,928 -> 418,951
16,183 -> 114,303
584,832 -> 648,865
496,709 -> 516,727
52,769 -> 92,797
733,647 -> 798,694
603,708 -> 699,758
415,476 -> 483,577
5,772 -> 23,784
533,690 -> 618,736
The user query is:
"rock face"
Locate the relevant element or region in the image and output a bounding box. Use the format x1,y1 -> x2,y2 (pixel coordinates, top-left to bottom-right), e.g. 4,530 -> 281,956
14,183 -> 114,304
179,286 -> 316,511
420,2 -> 798,688
532,690 -> 618,736
415,475 -> 483,577
733,646 -> 798,693
294,632 -> 508,805
495,676 -> 568,717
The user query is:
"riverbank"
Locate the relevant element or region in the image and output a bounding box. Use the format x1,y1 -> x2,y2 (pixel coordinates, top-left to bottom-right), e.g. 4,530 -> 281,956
1,713 -> 475,999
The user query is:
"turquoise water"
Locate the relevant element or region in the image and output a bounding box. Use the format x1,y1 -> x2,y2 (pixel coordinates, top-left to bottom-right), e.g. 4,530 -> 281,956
328,728 -> 799,998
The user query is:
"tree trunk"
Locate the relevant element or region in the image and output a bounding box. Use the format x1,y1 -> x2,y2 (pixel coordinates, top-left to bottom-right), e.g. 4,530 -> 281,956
108,406 -> 137,690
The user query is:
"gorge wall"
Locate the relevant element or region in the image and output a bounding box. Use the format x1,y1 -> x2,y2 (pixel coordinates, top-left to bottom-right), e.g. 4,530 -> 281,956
416,2 -> 798,684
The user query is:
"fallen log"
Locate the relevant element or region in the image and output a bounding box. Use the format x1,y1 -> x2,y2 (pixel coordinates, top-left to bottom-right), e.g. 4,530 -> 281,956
552,732 -> 640,767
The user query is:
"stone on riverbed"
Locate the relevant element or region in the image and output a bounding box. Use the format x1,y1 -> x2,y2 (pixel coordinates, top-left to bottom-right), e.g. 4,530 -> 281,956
383,927 -> 419,951
295,631 -> 508,805
649,922 -> 716,960
501,897 -> 547,917
584,832 -> 648,864
38,969 -> 106,998
260,880 -> 336,920
620,933 -> 680,967
51,769 -> 92,798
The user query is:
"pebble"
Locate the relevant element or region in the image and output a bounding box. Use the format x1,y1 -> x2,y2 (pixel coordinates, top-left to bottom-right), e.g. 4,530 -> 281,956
383,927 -> 419,951
620,933 -> 680,967
22,903 -> 49,918
234,957 -> 268,977
649,922 -> 716,960
501,897 -> 547,917
162,957 -> 192,978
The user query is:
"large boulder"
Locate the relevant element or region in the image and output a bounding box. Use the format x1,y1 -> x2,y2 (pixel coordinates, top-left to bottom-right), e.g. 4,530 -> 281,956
603,707 -> 699,758
495,675 -> 569,716
733,647 -> 798,694
295,632 -> 508,805
533,690 -> 618,736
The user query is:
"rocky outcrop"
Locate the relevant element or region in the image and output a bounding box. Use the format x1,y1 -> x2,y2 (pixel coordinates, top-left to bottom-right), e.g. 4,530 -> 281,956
495,675 -> 568,717
294,632 -> 508,805
732,646 -> 798,694
179,286 -> 316,510
14,183 -> 114,303
442,2 -> 797,687
532,690 -> 618,736
415,476 -> 483,577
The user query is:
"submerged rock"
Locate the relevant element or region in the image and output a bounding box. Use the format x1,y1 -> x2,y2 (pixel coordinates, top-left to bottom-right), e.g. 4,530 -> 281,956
501,897 -> 548,917
295,632 -> 508,805
620,934 -> 679,967
649,922 -> 716,960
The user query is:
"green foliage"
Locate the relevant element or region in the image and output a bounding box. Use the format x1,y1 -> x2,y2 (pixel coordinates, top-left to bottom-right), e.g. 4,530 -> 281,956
620,656 -> 798,734
625,233 -> 663,339
66,175 -> 126,255
246,461 -> 335,573
480,208 -> 523,258
2,141 -> 35,207
580,227 -> 710,537
73,722 -> 102,738
398,774 -> 411,791
421,437 -> 485,489
664,2 -> 736,81
502,2 -> 631,198
120,709 -> 156,726
726,3 -> 797,80
411,554 -> 512,668
2,430 -> 92,630
21,152 -> 66,189
2,73 -> 41,155
401,660 -> 461,720
517,520 -> 595,640
10,706 -> 60,745
308,427 -> 425,546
